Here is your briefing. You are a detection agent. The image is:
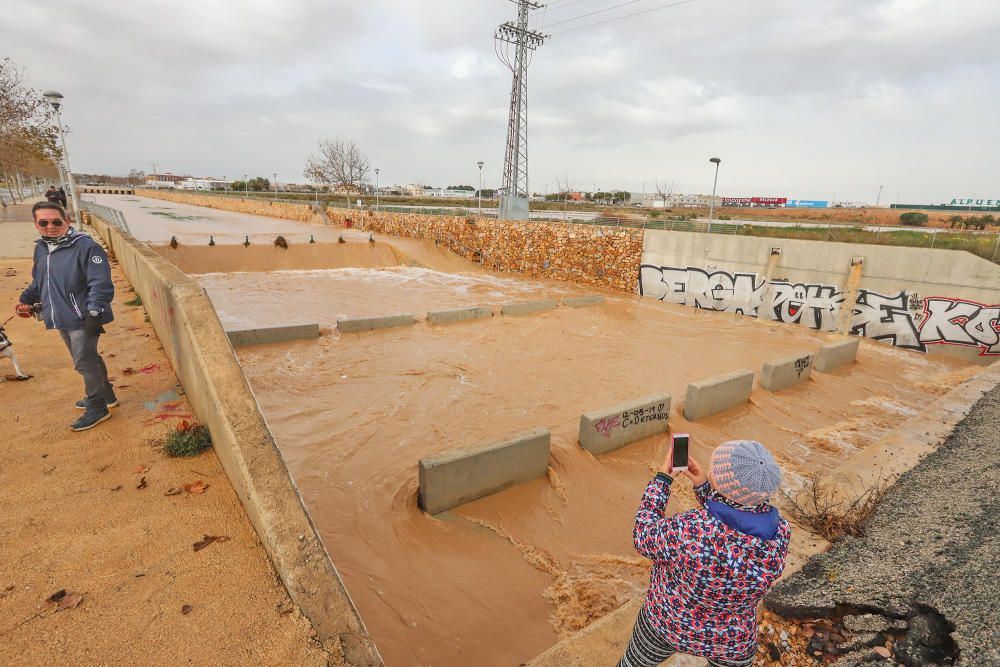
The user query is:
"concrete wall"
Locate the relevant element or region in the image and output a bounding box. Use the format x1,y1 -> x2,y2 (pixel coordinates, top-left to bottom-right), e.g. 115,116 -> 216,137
84,212 -> 382,666
418,428 -> 551,514
227,324 -> 320,347
641,230 -> 1000,362
137,189 -> 323,224
579,394 -> 671,455
327,208 -> 644,292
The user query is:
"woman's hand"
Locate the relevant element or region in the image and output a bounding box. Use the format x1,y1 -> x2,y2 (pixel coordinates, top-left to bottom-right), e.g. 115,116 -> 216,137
657,444 -> 676,476
681,455 -> 708,487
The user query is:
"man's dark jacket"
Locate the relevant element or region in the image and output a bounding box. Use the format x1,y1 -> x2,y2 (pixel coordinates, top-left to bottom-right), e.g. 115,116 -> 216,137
19,229 -> 115,331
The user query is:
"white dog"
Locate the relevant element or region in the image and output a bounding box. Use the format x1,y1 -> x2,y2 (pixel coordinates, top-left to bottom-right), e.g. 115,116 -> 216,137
0,324 -> 29,380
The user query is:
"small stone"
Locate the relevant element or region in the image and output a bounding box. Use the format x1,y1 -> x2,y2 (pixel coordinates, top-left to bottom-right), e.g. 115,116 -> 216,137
843,614 -> 891,633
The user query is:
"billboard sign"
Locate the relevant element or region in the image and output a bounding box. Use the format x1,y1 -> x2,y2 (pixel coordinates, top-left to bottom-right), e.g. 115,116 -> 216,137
751,197 -> 787,206
723,197 -> 752,207
786,200 -> 829,208
950,198 -> 999,207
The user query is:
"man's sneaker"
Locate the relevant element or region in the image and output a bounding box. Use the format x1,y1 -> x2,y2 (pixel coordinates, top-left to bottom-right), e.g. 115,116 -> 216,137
70,409 -> 111,432
75,396 -> 119,410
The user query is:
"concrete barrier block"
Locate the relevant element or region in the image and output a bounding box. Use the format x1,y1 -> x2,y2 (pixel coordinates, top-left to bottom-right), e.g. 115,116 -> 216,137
814,338 -> 860,373
426,306 -> 493,325
227,323 -> 320,347
563,295 -> 605,308
579,393 -> 671,455
683,369 -> 755,421
337,314 -> 416,333
501,299 -> 558,317
418,428 -> 550,514
760,352 -> 814,392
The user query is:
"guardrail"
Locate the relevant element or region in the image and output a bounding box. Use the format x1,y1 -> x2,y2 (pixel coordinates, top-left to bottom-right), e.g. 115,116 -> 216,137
81,201 -> 131,236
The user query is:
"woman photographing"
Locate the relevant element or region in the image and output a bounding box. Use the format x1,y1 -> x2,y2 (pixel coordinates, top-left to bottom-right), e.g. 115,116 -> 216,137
618,439 -> 790,667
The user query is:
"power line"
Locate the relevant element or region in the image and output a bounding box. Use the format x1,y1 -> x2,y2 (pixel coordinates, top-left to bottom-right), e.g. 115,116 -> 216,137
550,0 -> 697,35
542,0 -> 595,12
543,0 -> 641,28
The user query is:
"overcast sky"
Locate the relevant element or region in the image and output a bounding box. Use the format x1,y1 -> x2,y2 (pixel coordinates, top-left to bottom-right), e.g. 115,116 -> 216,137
5,0 -> 999,202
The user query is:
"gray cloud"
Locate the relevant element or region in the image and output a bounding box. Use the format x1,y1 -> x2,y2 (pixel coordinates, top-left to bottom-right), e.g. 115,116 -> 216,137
4,0 -> 998,201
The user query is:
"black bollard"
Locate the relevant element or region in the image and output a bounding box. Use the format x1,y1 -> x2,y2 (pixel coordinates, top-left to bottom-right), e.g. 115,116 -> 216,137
169,236 -> 178,249
338,234 -> 346,244
243,234 -> 251,247
309,234 -> 316,244
208,235 -> 216,246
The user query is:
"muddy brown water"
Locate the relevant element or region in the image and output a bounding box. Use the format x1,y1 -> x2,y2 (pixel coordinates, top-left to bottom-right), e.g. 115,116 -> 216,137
113,196 -> 974,666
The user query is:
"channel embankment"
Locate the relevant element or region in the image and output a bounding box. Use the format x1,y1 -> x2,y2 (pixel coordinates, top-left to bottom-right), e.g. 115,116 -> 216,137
82,211 -> 382,665
0,212 -> 336,664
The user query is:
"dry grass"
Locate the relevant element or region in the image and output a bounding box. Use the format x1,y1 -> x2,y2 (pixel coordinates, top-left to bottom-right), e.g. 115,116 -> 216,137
782,473 -> 891,542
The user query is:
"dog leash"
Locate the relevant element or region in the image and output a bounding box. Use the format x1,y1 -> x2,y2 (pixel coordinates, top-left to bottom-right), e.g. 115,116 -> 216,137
1,314 -> 19,327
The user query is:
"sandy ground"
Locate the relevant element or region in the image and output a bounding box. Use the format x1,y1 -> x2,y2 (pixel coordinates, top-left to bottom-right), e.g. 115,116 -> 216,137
0,220 -> 334,664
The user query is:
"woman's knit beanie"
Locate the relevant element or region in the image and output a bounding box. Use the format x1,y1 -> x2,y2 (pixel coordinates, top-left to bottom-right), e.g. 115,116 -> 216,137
710,440 -> 782,506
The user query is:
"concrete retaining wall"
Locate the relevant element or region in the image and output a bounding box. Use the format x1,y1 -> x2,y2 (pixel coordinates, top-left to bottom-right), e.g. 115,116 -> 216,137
579,394 -> 671,455
418,428 -> 551,514
227,324 -> 320,347
86,213 -> 382,666
814,338 -> 860,372
641,229 -> 1000,363
501,300 -> 559,317
683,369 -> 755,421
426,306 -> 494,325
337,314 -> 416,333
563,295 -> 605,308
760,352 -> 814,391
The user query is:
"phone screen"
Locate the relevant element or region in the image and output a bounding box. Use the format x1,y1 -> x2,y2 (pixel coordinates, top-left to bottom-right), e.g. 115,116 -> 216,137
671,433 -> 689,469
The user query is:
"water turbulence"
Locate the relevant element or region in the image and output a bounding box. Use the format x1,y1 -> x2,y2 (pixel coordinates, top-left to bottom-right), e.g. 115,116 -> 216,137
180,241 -> 971,667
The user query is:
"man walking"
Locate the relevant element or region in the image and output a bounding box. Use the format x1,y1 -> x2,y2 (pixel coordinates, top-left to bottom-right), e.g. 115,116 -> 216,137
45,185 -> 60,203
15,201 -> 117,431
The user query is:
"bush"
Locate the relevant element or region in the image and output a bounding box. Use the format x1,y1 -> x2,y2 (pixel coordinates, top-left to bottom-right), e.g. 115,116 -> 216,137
163,422 -> 212,457
899,211 -> 929,226
782,473 -> 890,542
124,295 -> 142,307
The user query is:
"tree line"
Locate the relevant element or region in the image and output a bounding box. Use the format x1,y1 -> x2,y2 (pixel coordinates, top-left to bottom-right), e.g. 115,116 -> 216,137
0,58 -> 60,204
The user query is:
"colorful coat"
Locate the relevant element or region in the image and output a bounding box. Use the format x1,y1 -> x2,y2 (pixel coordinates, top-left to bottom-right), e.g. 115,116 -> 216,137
632,475 -> 790,661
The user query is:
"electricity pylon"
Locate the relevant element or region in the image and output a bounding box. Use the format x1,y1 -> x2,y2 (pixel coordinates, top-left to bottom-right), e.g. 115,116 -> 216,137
495,0 -> 546,220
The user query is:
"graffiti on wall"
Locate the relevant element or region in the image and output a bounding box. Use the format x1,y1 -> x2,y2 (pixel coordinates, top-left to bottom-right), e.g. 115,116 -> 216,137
639,265 -> 1000,356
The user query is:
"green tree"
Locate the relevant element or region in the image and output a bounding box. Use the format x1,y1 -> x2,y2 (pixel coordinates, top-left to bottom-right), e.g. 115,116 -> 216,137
248,176 -> 270,191
899,211 -> 929,226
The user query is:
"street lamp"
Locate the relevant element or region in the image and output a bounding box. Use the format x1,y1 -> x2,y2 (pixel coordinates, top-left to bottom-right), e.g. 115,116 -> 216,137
375,168 -> 380,211
708,157 -> 722,223
273,172 -> 278,201
243,173 -> 248,199
477,163 -> 487,212
42,90 -> 82,229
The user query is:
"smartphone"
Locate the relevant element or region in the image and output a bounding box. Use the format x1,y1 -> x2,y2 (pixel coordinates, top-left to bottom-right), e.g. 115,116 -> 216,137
671,433 -> 689,471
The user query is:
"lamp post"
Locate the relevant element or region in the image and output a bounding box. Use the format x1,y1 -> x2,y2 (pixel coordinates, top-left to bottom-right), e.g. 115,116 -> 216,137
375,168 -> 380,211
223,175 -> 227,195
243,173 -> 248,199
273,172 -> 278,201
42,90 -> 81,229
708,157 -> 722,223
477,161 -> 484,216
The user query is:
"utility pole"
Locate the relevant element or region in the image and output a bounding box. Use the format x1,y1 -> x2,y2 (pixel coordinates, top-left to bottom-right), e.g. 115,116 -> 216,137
495,0 -> 546,221
875,184 -> 884,207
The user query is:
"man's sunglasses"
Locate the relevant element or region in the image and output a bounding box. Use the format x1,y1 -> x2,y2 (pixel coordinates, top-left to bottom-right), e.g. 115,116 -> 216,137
36,219 -> 65,228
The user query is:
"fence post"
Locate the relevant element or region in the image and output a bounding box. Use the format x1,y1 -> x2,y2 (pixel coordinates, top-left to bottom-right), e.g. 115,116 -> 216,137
992,233 -> 1000,262
930,231 -> 936,249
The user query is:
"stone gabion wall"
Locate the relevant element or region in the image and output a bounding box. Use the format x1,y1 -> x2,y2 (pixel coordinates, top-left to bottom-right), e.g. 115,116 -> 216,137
136,189 -> 319,223
328,208 -> 643,293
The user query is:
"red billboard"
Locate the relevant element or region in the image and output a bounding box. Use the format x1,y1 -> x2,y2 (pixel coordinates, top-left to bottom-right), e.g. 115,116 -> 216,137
752,197 -> 787,206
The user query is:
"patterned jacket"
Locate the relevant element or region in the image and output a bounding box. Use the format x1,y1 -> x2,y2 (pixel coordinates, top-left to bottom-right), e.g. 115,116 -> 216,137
632,475 -> 790,661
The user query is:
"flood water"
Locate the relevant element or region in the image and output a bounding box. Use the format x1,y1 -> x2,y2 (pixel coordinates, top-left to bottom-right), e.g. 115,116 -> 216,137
102,196 -> 975,666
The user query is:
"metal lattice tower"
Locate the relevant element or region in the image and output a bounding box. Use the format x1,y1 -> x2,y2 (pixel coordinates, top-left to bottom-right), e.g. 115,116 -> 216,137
495,0 -> 546,220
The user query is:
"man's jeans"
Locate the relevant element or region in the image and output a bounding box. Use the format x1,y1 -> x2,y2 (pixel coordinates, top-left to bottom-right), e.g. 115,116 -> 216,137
59,329 -> 114,412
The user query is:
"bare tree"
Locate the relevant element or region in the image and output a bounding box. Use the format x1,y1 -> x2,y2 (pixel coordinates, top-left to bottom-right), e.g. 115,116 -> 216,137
554,172 -> 576,219
653,178 -> 676,209
303,138 -> 370,206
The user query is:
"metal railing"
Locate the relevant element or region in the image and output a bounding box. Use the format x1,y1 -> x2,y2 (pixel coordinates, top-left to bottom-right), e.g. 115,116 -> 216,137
81,201 -> 131,236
